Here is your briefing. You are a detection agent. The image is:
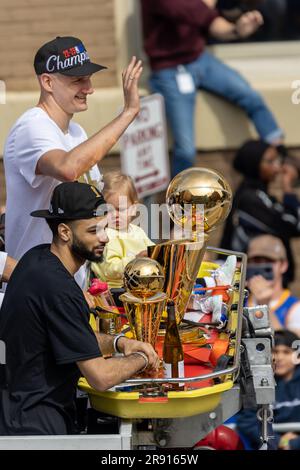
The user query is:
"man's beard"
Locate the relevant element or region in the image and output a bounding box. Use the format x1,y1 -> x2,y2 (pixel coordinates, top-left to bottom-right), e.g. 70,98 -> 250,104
71,235 -> 104,262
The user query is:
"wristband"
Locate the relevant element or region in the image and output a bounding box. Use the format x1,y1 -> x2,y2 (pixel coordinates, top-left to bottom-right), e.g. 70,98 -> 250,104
113,334 -> 125,354
131,351 -> 149,373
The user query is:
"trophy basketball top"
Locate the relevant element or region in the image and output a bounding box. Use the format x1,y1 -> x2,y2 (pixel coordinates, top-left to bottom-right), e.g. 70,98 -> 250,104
123,257 -> 165,299
166,167 -> 232,234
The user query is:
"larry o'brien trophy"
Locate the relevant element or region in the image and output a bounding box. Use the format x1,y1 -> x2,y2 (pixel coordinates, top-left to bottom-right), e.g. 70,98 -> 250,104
120,258 -> 168,351
148,167 -> 232,324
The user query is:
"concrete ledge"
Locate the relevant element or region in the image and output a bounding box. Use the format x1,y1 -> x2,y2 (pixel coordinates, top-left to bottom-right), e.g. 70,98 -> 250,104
195,82 -> 300,150
1,63 -> 299,157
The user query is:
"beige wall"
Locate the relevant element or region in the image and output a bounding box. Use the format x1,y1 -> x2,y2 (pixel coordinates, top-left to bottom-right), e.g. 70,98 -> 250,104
114,0 -> 147,85
1,1 -> 300,152
0,0 -> 118,91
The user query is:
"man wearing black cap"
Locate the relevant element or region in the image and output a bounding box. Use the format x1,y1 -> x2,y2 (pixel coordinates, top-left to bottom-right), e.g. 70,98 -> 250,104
0,182 -> 159,435
4,36 -> 142,288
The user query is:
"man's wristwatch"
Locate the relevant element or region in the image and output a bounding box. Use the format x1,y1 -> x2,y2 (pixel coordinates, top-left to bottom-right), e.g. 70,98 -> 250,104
113,333 -> 125,354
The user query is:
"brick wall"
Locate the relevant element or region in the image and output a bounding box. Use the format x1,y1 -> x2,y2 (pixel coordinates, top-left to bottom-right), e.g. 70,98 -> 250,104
0,0 -> 117,91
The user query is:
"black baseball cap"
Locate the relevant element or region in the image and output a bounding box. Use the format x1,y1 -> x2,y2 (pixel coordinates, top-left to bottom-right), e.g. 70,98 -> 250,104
34,36 -> 107,76
31,182 -> 107,220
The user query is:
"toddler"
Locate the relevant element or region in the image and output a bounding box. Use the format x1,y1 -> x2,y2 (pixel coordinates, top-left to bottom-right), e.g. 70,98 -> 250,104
91,171 -> 154,288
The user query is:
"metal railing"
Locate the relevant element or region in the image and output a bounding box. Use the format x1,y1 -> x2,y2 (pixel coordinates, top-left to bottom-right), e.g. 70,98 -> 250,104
122,247 -> 247,386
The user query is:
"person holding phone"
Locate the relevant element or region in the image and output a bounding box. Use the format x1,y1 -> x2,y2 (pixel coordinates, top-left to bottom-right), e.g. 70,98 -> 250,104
246,234 -> 300,336
221,139 -> 300,284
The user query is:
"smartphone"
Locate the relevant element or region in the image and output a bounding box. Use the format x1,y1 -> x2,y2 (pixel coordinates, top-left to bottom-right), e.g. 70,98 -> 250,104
246,263 -> 274,281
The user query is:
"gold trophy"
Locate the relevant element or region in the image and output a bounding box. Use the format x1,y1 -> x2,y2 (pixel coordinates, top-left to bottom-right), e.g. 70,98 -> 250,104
120,258 -> 168,349
148,167 -> 232,324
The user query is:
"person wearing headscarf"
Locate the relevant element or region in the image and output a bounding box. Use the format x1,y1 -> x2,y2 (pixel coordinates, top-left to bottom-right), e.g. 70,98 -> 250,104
221,139 -> 300,282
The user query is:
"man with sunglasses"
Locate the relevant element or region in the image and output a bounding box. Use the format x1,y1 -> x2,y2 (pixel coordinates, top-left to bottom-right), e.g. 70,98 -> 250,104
246,234 -> 300,336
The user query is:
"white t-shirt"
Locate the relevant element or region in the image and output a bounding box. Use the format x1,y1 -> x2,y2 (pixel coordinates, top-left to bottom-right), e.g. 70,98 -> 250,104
4,107 -> 103,287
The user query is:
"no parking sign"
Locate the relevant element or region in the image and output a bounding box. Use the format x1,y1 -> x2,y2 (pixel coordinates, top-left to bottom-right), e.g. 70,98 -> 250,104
120,94 -> 170,198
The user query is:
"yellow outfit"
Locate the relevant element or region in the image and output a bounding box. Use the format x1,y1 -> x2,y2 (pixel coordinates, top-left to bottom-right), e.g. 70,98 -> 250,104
91,224 -> 154,288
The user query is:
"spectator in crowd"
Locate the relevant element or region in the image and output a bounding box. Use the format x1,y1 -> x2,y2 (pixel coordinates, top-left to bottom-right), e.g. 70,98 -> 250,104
0,182 -> 159,435
4,36 -> 142,287
221,139 -> 300,282
237,330 -> 300,450
140,0 -> 284,177
91,171 -> 154,288
246,235 -> 300,336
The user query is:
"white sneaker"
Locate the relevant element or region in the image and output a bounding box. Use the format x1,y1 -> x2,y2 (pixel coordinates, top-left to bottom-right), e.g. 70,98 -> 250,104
189,295 -> 227,328
213,255 -> 237,286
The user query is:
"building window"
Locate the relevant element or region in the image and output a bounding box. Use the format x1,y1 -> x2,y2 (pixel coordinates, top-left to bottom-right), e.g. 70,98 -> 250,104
217,0 -> 300,41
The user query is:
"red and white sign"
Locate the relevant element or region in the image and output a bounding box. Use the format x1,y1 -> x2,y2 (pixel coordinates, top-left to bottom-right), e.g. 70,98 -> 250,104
120,94 -> 170,198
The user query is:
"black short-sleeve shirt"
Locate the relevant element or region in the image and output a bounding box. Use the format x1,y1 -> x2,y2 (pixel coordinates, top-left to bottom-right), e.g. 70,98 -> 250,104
0,244 -> 101,435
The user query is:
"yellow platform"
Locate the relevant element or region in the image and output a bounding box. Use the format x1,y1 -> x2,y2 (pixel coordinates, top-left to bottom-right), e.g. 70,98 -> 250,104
78,377 -> 233,419
79,259 -> 240,419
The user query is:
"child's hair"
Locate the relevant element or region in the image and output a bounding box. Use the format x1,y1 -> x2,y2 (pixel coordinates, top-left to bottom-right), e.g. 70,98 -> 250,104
103,170 -> 138,205
274,330 -> 299,349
